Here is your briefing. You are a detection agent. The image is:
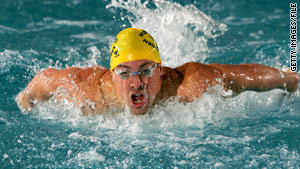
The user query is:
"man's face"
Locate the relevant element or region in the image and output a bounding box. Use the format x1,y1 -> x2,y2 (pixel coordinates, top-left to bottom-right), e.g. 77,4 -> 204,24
112,60 -> 162,115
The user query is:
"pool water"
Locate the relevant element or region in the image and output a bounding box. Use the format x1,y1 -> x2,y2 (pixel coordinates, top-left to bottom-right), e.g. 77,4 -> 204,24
1,0 -> 300,168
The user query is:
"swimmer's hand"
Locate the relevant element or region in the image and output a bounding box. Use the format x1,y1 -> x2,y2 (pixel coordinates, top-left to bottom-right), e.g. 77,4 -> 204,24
16,91 -> 34,112
281,68 -> 299,92
15,68 -> 58,113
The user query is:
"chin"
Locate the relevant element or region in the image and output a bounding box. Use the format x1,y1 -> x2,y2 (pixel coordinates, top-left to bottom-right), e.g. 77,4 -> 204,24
128,104 -> 150,115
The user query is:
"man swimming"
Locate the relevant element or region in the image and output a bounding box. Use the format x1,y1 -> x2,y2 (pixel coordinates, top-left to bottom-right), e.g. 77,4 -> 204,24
16,28 -> 299,115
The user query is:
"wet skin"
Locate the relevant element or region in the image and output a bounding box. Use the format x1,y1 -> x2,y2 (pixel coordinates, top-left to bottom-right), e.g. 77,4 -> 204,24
17,60 -> 299,115
112,60 -> 162,115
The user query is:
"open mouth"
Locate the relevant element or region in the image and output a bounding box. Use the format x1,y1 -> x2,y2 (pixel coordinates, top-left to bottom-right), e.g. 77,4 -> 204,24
131,93 -> 146,108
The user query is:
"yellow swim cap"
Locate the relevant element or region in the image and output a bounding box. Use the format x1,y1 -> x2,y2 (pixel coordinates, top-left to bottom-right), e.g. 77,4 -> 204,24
110,28 -> 162,71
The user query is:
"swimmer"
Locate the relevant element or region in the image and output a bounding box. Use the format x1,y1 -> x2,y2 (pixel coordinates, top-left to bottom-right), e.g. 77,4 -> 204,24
16,28 -> 299,115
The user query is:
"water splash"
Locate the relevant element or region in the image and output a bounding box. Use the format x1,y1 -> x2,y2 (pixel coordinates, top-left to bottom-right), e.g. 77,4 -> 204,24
6,0 -> 300,168
21,84 -> 299,168
107,0 -> 227,67
26,83 -> 295,133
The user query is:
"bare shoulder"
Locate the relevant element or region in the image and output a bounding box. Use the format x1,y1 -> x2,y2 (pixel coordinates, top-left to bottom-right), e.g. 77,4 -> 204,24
174,62 -> 225,102
156,66 -> 184,101
41,65 -> 108,80
158,62 -> 226,102
175,62 -> 224,78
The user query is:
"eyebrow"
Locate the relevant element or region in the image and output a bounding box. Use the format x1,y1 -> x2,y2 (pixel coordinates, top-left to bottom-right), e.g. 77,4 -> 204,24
115,64 -> 130,69
138,61 -> 152,69
116,61 -> 152,70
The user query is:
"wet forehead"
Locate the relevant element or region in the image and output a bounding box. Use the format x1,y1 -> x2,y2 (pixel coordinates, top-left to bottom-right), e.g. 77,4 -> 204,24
115,60 -> 154,70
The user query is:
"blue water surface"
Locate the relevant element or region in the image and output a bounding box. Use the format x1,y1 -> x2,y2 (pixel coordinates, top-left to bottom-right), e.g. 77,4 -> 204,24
1,0 -> 300,168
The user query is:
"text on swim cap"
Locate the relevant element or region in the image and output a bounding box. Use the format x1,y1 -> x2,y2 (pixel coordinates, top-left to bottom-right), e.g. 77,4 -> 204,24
143,39 -> 159,51
139,31 -> 147,37
111,45 -> 120,58
114,37 -> 118,43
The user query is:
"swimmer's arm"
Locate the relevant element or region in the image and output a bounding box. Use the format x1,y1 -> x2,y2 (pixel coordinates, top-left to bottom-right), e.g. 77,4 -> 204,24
16,68 -> 60,112
210,63 -> 299,94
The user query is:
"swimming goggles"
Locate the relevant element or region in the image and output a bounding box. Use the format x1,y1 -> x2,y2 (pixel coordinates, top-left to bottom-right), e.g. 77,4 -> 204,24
114,63 -> 158,80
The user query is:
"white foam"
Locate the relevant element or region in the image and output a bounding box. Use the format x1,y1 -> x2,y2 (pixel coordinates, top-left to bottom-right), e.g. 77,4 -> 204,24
19,79 -> 299,168
27,83 -> 294,137
223,16 -> 255,25
70,33 -> 99,40
75,149 -> 105,162
54,20 -> 102,27
87,46 -> 101,66
0,50 -> 19,62
3,153 -> 8,159
0,25 -> 18,32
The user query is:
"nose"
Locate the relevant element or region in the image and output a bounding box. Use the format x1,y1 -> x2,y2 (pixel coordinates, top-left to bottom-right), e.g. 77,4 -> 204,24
130,74 -> 144,91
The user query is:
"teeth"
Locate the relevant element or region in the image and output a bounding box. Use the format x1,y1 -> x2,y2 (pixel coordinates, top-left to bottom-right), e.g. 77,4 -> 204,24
134,99 -> 143,103
132,93 -> 144,104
